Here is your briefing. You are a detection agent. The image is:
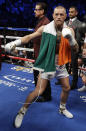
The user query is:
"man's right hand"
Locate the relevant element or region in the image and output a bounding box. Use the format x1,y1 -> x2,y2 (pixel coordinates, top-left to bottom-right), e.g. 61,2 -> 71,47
5,39 -> 21,53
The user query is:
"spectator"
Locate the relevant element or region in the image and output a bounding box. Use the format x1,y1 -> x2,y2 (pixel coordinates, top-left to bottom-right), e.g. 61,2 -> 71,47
66,6 -> 82,90
78,34 -> 86,91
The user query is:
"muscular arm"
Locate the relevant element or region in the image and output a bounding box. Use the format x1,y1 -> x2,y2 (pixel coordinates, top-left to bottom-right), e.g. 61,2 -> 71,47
21,26 -> 44,44
5,26 -> 45,53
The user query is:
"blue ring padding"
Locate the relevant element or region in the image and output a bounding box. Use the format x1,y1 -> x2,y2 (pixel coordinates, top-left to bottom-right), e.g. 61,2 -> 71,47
0,27 -> 4,29
0,27 -> 34,32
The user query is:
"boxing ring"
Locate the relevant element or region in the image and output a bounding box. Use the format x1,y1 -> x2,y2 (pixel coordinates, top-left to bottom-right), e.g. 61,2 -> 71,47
0,27 -> 86,131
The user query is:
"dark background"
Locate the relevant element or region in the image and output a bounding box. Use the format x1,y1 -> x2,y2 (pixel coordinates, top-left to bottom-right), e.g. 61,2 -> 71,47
0,0 -> 86,28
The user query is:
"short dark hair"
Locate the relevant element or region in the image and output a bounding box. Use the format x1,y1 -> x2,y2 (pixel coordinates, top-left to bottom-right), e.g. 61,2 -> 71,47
54,6 -> 66,14
69,6 -> 78,12
36,2 -> 48,14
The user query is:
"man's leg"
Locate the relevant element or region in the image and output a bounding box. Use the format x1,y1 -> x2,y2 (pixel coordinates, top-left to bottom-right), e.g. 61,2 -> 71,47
38,80 -> 51,102
59,77 -> 73,118
33,69 -> 51,102
14,74 -> 48,128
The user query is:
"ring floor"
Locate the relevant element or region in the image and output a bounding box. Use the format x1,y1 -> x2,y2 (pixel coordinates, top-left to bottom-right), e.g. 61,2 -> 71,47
0,62 -> 86,131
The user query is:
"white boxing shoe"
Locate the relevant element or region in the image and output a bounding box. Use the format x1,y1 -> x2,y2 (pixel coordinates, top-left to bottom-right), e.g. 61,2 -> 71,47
59,108 -> 73,118
77,85 -> 86,92
14,113 -> 24,128
14,107 -> 27,128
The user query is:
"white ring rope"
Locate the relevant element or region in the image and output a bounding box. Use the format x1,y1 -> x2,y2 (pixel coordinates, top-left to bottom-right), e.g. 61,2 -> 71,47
1,45 -> 34,52
0,35 -> 21,39
0,27 -> 44,105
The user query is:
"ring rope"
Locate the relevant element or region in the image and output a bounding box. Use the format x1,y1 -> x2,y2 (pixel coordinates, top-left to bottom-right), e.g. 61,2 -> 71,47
2,54 -> 35,63
0,27 -> 43,104
0,27 -> 34,32
0,35 -> 21,39
1,53 -> 42,105
1,45 -> 34,52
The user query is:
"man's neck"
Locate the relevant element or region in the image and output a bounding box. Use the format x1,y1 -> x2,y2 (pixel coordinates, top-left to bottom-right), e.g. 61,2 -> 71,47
55,25 -> 63,32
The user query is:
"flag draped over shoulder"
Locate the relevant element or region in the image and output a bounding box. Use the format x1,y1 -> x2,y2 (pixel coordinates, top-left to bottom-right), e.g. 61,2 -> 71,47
34,21 -> 71,74
58,36 -> 71,65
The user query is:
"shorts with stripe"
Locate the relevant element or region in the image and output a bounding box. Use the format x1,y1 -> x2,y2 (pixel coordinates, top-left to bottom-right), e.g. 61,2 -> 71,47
41,65 -> 69,80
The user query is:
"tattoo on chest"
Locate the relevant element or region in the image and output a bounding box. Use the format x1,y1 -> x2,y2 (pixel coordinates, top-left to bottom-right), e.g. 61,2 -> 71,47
56,30 -> 62,44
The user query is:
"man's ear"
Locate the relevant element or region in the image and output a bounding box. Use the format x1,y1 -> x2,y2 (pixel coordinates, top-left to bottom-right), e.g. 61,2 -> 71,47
76,11 -> 78,16
65,13 -> 67,20
42,9 -> 44,15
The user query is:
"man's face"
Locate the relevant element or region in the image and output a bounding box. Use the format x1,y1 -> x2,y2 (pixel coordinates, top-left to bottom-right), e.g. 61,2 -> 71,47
53,8 -> 66,28
69,8 -> 78,19
34,5 -> 44,18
